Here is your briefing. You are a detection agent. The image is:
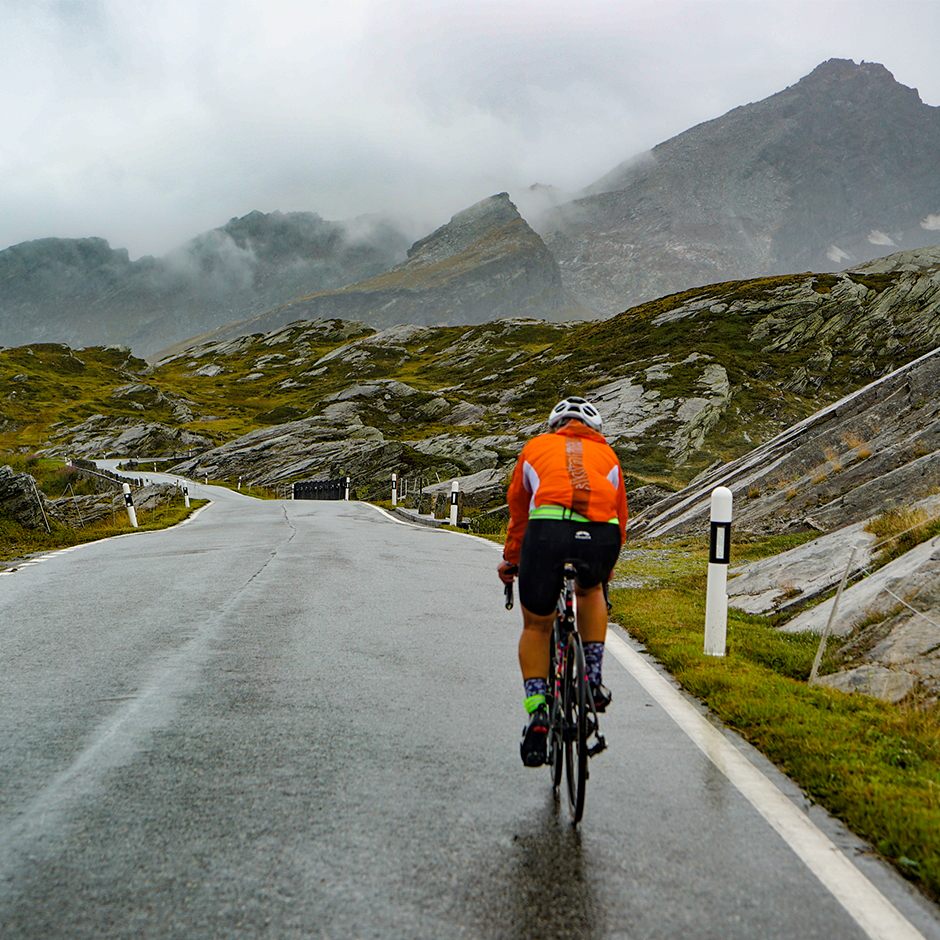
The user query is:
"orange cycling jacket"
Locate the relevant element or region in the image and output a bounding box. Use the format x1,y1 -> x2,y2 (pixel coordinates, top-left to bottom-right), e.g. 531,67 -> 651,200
503,420 -> 629,565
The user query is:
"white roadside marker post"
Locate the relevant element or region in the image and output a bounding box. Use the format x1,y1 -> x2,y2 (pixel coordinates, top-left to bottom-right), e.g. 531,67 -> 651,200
449,480 -> 460,526
344,476 -> 351,501
391,473 -> 398,507
704,486 -> 733,657
183,485 -> 190,508
122,482 -> 138,528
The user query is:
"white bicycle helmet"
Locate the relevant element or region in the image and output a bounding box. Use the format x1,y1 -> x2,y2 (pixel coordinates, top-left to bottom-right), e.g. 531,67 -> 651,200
548,396 -> 602,432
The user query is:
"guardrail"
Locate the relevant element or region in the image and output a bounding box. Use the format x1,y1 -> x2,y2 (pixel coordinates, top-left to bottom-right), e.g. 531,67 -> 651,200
293,477 -> 350,500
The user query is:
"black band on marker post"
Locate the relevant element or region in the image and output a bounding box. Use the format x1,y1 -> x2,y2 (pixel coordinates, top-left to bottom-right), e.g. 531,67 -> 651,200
709,521 -> 732,565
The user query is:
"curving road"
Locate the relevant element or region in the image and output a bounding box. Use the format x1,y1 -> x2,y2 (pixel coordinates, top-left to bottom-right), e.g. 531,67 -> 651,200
1,486 -> 939,939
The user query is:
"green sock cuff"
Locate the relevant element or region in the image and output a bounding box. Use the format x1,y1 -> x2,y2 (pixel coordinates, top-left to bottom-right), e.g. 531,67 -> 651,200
524,693 -> 546,714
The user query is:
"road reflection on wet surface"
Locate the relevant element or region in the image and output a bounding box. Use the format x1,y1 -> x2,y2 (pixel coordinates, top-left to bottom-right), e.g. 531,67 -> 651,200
500,796 -> 599,940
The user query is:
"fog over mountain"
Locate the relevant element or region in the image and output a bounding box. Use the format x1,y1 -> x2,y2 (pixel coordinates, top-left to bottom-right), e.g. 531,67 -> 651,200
0,211 -> 410,358
540,59 -> 940,315
160,193 -> 588,358
1,59 -> 939,357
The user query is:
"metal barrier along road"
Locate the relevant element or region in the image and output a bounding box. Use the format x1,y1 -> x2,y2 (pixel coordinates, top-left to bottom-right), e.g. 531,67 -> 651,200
293,478 -> 350,500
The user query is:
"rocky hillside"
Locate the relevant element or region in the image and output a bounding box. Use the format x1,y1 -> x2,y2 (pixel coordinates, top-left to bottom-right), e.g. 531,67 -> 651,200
2,247 -> 935,512
6,247 -> 940,699
160,194 -> 589,358
541,59 -> 940,316
0,211 -> 409,359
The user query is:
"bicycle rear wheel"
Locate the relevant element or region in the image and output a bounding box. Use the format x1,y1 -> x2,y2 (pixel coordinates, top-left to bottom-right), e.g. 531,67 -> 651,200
563,632 -> 588,822
548,632 -> 563,789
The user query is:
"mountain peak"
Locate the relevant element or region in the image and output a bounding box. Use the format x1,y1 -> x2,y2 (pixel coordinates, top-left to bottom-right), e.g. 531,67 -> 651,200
802,57 -> 895,83
406,193 -> 520,261
789,57 -> 925,109
545,58 -> 940,317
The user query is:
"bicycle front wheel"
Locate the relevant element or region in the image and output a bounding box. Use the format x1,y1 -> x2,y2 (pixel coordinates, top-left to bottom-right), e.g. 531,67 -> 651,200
563,632 -> 587,822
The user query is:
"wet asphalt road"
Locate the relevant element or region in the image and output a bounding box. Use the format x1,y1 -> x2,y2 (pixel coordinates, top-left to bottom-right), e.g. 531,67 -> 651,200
1,488 -> 940,939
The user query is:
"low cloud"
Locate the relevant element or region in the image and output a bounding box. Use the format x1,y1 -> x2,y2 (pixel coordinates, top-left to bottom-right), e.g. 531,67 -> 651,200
164,230 -> 257,299
868,230 -> 897,247
922,214 -> 940,231
1,1 -> 940,257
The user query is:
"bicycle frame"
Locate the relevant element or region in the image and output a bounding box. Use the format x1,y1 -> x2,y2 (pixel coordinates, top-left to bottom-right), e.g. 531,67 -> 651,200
547,562 -> 607,822
503,561 -> 607,823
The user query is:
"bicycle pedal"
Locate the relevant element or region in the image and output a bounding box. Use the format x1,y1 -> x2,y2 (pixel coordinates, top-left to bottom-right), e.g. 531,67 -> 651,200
588,736 -> 607,758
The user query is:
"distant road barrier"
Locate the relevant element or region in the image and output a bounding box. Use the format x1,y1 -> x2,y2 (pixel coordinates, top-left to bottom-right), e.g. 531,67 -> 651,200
293,477 -> 350,501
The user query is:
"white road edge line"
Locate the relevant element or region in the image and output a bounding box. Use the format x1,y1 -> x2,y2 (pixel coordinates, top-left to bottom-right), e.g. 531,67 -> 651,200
362,498 -> 923,936
605,631 -> 926,940
361,502 -> 501,547
0,503 -> 214,576
362,503 -> 425,529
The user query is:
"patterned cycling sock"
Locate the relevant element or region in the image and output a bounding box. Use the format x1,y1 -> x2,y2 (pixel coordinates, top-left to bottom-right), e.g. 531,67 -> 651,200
523,678 -> 549,713
583,642 -> 605,686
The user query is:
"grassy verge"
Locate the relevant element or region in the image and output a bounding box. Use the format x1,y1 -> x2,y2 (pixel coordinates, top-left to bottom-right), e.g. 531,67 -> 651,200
2,452 -> 100,498
608,566 -> 940,901
0,498 -> 209,566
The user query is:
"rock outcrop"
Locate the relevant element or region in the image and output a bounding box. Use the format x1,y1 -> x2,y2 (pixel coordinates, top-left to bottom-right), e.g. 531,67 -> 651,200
0,466 -> 48,530
752,503 -> 940,703
541,59 -> 940,317
171,418 -> 405,494
629,348 -> 940,542
626,252 -> 940,540
48,416 -> 214,461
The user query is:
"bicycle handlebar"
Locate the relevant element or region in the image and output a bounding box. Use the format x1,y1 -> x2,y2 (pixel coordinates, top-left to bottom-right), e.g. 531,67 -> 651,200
503,564 -> 519,609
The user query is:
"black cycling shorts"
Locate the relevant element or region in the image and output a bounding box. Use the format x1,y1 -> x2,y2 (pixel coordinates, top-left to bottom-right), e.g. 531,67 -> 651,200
517,518 -> 622,617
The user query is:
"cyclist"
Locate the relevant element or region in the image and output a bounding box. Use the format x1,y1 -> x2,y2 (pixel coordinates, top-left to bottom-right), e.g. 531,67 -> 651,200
498,396 -> 628,767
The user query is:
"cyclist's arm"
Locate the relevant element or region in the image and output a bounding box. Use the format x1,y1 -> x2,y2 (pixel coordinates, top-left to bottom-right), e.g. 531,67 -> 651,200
615,465 -> 629,546
503,450 -> 533,566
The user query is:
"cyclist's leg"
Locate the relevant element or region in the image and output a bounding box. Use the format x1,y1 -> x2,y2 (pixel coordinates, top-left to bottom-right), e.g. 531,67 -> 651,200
519,605 -> 555,766
518,605 -> 555,688
517,521 -> 567,767
572,524 -> 622,709
517,519 -> 566,693
574,582 -> 608,643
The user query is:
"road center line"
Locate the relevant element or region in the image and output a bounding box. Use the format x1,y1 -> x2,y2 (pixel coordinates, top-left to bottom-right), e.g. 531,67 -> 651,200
605,630 -> 926,940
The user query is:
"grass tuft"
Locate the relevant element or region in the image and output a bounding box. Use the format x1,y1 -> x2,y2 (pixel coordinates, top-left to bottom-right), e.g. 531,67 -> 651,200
866,505 -> 940,565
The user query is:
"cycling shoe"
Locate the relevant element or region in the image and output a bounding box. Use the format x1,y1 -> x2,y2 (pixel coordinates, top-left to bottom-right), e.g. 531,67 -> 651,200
590,683 -> 612,713
520,706 -> 549,767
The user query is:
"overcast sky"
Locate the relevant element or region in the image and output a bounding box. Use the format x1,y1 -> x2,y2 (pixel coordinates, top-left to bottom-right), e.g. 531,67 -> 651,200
2,0 -> 939,258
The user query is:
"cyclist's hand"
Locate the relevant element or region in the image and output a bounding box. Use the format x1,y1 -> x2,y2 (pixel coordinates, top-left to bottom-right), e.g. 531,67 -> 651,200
498,560 -> 518,584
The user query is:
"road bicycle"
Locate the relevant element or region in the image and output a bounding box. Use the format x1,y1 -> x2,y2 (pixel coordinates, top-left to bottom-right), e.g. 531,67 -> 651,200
505,562 -> 607,823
